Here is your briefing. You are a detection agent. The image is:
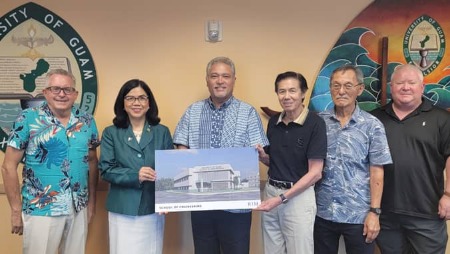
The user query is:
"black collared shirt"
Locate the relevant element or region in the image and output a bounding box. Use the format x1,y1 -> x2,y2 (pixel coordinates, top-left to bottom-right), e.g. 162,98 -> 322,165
265,109 -> 327,183
371,99 -> 450,219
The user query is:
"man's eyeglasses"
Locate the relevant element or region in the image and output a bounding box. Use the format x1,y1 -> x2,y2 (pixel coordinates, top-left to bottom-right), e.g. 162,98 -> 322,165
124,96 -> 149,103
46,86 -> 77,95
330,83 -> 361,91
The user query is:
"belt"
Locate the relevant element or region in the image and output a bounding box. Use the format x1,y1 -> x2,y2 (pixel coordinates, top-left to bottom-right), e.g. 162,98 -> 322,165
268,178 -> 293,189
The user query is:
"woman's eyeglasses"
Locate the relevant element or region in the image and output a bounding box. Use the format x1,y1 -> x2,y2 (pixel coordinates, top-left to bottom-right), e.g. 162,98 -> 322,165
124,96 -> 149,103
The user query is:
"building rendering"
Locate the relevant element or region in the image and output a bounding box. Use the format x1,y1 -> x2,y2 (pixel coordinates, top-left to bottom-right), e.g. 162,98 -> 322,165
173,164 -> 241,192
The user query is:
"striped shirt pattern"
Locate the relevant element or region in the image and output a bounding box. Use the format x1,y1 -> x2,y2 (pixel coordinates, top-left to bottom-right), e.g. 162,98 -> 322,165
174,96 -> 269,149
173,96 -> 269,213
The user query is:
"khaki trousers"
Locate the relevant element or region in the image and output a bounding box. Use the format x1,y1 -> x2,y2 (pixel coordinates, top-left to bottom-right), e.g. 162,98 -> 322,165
262,183 -> 316,254
22,209 -> 88,254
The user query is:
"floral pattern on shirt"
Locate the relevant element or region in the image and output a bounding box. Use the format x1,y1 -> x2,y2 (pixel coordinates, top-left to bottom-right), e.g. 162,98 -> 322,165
8,102 -> 99,216
316,105 -> 392,224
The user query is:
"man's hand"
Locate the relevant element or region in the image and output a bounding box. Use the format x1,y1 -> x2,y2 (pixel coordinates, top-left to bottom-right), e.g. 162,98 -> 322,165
11,210 -> 23,235
256,144 -> 269,166
438,195 -> 450,220
363,212 -> 380,243
2,147 -> 25,235
253,196 -> 282,212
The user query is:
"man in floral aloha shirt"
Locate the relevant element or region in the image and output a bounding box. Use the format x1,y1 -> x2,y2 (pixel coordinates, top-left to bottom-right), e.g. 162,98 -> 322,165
1,69 -> 100,254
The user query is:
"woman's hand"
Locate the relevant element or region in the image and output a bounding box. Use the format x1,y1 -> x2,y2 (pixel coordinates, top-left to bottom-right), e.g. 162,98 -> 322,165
139,166 -> 157,183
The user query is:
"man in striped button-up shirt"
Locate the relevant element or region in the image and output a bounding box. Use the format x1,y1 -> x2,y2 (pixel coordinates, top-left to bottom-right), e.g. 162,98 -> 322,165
173,56 -> 269,254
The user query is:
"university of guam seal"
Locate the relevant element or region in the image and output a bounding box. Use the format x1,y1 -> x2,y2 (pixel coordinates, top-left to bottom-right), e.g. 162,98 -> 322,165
310,1 -> 450,112
0,2 -> 98,152
403,15 -> 446,76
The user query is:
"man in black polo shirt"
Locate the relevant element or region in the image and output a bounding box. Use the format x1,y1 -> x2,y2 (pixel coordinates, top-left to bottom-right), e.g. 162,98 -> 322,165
371,64 -> 450,254
255,71 -> 327,254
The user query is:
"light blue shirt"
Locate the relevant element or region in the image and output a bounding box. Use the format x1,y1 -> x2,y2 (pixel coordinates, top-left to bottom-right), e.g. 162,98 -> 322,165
316,105 -> 392,224
173,96 -> 269,149
173,96 -> 269,213
8,102 -> 99,216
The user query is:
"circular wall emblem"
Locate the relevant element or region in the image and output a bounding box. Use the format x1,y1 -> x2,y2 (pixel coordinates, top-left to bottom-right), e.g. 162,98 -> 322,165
309,0 -> 450,112
0,2 -> 98,152
403,15 -> 446,76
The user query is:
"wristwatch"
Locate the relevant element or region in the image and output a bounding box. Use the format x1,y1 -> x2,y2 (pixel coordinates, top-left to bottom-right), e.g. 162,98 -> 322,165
369,207 -> 382,215
279,194 -> 289,204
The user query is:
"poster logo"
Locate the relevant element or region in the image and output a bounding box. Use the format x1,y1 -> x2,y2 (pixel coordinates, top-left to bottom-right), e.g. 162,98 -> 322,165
0,2 -> 98,152
403,15 -> 445,76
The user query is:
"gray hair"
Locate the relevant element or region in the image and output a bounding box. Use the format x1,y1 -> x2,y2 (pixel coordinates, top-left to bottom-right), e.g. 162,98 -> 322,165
330,65 -> 364,85
46,69 -> 76,87
391,64 -> 424,83
206,57 -> 236,77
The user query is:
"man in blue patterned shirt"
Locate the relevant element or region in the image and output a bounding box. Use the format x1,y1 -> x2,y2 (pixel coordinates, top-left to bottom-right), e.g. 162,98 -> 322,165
1,69 -> 100,254
314,65 -> 392,254
173,56 -> 269,254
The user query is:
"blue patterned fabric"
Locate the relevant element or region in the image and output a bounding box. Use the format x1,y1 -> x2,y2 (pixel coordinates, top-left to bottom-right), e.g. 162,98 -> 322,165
8,102 -> 99,216
174,96 -> 269,149
173,96 -> 269,213
316,105 -> 392,224
210,104 -> 225,148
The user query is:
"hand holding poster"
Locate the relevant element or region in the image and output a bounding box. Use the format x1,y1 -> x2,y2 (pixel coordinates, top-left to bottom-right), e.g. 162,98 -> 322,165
155,147 -> 261,212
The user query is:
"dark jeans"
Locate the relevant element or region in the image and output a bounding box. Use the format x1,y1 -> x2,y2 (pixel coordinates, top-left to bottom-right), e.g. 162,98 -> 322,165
314,216 -> 375,254
191,210 -> 251,254
377,212 -> 447,254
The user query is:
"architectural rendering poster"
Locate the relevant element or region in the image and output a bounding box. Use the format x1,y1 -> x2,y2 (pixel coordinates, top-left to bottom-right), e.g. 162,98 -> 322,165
155,147 -> 261,212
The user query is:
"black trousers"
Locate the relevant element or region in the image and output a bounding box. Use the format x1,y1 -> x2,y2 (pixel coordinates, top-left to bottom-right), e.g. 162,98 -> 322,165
377,212 -> 447,254
191,210 -> 251,254
314,216 -> 375,254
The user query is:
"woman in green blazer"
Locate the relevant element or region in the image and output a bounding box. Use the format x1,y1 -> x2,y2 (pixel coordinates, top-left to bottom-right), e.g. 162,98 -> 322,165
99,79 -> 173,254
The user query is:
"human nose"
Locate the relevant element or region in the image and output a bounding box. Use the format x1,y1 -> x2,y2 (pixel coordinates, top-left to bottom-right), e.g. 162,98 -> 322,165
337,85 -> 347,94
282,92 -> 291,100
394,83 -> 411,91
402,83 -> 413,89
131,98 -> 141,104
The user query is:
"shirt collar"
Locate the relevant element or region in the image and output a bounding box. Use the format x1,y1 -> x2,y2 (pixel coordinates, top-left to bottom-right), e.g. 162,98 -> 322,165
383,97 -> 433,117
331,103 -> 361,123
39,101 -> 78,126
207,96 -> 234,110
277,107 -> 309,125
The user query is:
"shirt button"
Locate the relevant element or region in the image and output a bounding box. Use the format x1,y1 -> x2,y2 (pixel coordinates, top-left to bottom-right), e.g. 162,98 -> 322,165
137,154 -> 142,158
